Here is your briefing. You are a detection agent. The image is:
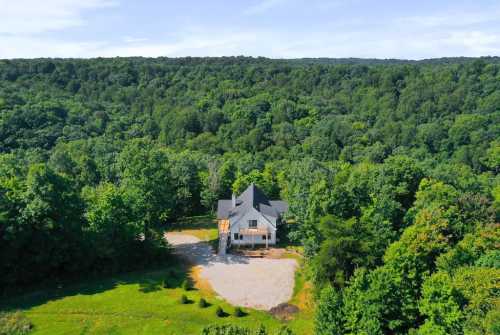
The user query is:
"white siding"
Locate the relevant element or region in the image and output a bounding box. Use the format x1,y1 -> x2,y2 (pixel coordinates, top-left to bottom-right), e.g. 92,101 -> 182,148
230,207 -> 276,245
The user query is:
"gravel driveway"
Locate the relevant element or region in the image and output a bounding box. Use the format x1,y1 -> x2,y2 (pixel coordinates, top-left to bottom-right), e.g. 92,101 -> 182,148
165,232 -> 298,310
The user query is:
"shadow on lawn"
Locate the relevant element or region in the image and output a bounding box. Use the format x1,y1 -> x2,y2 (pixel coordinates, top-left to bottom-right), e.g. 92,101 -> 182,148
0,255 -> 192,312
1,221 -> 220,312
2,227 -> 273,314
166,215 -> 217,231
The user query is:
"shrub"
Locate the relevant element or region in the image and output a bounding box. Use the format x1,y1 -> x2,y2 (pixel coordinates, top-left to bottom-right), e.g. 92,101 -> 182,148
163,279 -> 170,288
201,324 -> 285,335
181,279 -> 191,291
201,325 -> 252,334
215,306 -> 225,317
0,311 -> 33,335
277,326 -> 294,335
256,324 -> 267,335
165,269 -> 179,286
234,307 -> 244,317
180,294 -> 189,304
198,298 -> 208,308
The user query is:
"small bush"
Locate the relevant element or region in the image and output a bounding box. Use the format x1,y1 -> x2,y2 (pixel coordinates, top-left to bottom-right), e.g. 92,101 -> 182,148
201,324 -> 253,334
164,269 -> 182,288
180,294 -> 189,304
198,298 -> 208,308
234,307 -> 244,317
0,311 -> 33,335
277,326 -> 294,335
215,306 -> 225,317
201,324 -> 282,335
181,279 -> 191,291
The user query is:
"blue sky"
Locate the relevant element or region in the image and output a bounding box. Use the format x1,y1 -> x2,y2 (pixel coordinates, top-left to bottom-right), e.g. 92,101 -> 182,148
1,0 -> 500,59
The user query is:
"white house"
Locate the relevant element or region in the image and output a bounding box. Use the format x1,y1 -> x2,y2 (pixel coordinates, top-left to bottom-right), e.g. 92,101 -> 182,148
216,183 -> 288,255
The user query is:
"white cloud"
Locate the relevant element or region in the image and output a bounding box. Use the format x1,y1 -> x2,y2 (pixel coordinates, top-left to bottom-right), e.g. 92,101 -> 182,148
444,31 -> 500,55
399,9 -> 500,28
0,0 -> 118,58
0,35 -> 106,59
0,31 -> 260,58
96,32 -> 261,58
2,26 -> 500,60
270,29 -> 500,59
0,0 -> 499,59
0,0 -> 118,34
391,8 -> 500,58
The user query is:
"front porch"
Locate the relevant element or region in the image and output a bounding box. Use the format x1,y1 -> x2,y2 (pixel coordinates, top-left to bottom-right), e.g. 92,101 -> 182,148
231,228 -> 273,248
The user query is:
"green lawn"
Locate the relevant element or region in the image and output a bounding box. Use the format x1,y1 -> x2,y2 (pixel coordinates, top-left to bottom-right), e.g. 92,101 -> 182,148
165,215 -> 219,243
1,218 -> 314,334
1,265 -> 312,334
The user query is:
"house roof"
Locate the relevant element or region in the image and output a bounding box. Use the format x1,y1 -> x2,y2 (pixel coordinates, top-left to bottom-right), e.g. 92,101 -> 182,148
269,200 -> 288,214
216,200 -> 233,220
216,183 -> 288,220
238,183 -> 271,209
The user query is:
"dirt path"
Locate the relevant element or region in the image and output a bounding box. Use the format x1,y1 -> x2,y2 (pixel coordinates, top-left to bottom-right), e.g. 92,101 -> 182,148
165,232 -> 298,310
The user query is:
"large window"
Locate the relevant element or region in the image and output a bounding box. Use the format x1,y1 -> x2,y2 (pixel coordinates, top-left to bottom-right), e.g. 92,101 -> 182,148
248,220 -> 257,228
233,233 -> 239,240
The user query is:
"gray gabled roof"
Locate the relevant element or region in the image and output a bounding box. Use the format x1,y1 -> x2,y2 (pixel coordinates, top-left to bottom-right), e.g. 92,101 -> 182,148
259,203 -> 279,219
269,200 -> 288,214
237,183 -> 271,209
216,183 -> 288,220
216,200 -> 233,220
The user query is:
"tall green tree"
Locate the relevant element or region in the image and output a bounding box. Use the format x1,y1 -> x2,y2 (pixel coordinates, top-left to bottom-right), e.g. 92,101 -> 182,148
117,139 -> 175,238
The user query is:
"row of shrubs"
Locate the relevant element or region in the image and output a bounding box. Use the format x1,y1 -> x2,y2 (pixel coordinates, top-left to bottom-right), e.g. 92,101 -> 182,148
180,295 -> 245,317
163,272 -> 247,318
201,324 -> 295,335
165,272 -> 246,318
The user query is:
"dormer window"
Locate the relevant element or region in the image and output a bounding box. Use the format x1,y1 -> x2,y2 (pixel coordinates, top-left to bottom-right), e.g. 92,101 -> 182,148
248,220 -> 257,228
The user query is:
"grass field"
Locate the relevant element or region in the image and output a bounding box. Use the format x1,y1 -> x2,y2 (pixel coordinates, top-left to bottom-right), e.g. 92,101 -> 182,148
166,215 -> 219,245
1,217 -> 314,334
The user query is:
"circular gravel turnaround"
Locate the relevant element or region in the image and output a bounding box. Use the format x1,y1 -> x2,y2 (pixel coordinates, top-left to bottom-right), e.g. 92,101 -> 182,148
165,232 -> 298,310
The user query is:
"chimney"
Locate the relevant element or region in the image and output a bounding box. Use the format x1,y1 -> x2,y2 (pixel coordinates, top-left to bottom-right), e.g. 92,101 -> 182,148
232,193 -> 236,208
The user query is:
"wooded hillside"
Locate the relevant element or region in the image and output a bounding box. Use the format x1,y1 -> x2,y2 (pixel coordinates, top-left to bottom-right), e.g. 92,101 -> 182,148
0,57 -> 498,334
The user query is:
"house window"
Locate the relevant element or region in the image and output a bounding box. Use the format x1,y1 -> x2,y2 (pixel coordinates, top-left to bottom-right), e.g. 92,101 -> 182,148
234,233 -> 239,240
268,233 -> 271,239
248,220 -> 257,228
262,235 -> 267,240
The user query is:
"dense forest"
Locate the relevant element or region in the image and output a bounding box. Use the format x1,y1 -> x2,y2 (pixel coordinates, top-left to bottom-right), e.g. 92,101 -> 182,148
0,57 -> 498,334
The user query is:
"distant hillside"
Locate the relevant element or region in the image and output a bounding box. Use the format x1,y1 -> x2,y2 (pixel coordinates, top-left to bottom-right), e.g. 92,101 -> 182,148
1,55 -> 498,335
3,55 -> 500,66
